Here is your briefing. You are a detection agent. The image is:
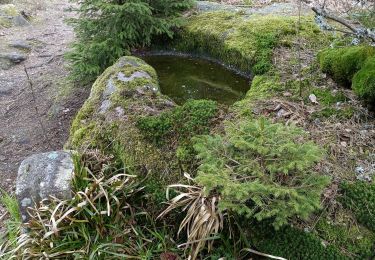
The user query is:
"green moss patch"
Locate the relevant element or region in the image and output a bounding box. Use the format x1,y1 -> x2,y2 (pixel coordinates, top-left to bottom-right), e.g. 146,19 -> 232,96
340,182 -> 375,232
318,46 -> 375,106
137,99 -> 218,145
250,222 -> 348,260
318,46 -> 375,86
311,107 -> 355,120
352,56 -> 375,105
311,88 -> 348,106
315,217 -> 375,259
173,12 -> 324,75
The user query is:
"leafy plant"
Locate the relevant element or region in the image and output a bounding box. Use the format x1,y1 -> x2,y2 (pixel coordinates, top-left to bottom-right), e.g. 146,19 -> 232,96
67,0 -> 195,82
193,118 -> 330,229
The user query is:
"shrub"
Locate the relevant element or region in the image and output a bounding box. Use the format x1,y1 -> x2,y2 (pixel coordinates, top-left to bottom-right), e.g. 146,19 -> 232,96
67,0 -> 194,82
318,46 -> 375,86
352,56 -> 375,105
193,118 -> 330,229
340,181 -> 375,232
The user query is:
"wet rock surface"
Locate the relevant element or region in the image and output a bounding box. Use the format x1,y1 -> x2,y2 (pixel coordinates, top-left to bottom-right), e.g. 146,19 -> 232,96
16,151 -> 74,223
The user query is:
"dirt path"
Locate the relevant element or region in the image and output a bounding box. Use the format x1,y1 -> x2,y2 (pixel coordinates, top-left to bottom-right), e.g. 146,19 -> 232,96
0,0 -> 88,218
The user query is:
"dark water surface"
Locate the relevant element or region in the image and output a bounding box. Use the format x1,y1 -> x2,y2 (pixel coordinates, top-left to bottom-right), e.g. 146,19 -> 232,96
142,55 -> 250,105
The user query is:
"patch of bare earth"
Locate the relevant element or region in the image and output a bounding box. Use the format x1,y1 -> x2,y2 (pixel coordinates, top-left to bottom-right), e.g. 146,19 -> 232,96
0,0 -> 89,225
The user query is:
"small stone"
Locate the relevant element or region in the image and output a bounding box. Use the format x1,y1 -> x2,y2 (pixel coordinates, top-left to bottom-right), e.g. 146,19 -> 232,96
355,166 -> 365,175
340,141 -> 347,147
115,106 -> 124,117
1,52 -> 27,63
12,15 -> 30,26
9,39 -> 31,50
277,109 -> 287,118
283,92 -> 292,97
16,151 -> 74,223
309,94 -> 319,104
99,99 -> 111,114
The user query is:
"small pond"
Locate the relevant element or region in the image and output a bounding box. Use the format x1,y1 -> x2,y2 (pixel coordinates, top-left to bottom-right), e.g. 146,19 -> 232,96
142,55 -> 250,105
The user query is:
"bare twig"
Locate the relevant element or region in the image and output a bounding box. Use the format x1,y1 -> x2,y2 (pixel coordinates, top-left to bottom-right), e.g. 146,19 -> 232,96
24,66 -> 53,149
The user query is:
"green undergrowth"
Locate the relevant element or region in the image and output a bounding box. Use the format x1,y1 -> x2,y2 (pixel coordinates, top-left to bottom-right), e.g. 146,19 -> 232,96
310,88 -> 348,106
319,46 -> 374,86
35,9 -> 374,258
249,222 -> 348,260
311,107 -> 355,120
137,99 -> 218,145
137,99 -> 219,171
1,154 -> 186,259
315,215 -> 375,259
340,181 -> 375,233
172,12 -> 325,75
0,191 -> 21,248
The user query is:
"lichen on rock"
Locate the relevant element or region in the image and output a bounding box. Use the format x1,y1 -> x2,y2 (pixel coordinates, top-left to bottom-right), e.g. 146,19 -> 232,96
16,151 -> 74,223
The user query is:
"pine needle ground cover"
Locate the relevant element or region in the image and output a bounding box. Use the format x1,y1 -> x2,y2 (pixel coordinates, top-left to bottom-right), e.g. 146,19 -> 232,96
3,5 -> 375,260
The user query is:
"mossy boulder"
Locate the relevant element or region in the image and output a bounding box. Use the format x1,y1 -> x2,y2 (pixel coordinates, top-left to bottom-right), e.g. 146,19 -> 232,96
352,56 -> 375,106
318,46 -> 375,105
67,56 -> 177,179
68,56 -> 220,199
318,46 -> 375,86
173,12 -> 325,75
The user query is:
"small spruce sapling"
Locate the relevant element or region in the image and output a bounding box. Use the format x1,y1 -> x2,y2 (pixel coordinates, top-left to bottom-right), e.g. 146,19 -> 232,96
193,118 -> 330,229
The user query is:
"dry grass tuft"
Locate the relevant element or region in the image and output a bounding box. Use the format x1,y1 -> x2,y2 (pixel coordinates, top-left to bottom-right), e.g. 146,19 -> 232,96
159,176 -> 224,260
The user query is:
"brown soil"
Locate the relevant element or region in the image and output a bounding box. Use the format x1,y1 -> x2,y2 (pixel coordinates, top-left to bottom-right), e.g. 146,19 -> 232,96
0,0 -> 89,222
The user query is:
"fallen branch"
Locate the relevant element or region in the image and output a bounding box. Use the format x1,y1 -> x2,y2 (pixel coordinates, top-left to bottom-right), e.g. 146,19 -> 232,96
311,6 -> 375,42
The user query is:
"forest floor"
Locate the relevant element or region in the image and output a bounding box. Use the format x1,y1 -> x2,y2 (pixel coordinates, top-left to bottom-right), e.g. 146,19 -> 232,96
0,0 -> 89,224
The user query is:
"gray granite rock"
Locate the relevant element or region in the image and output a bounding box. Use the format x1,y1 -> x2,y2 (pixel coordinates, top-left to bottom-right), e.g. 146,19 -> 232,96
16,151 -> 74,223
9,39 -> 32,50
12,14 -> 29,26
1,52 -> 27,63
